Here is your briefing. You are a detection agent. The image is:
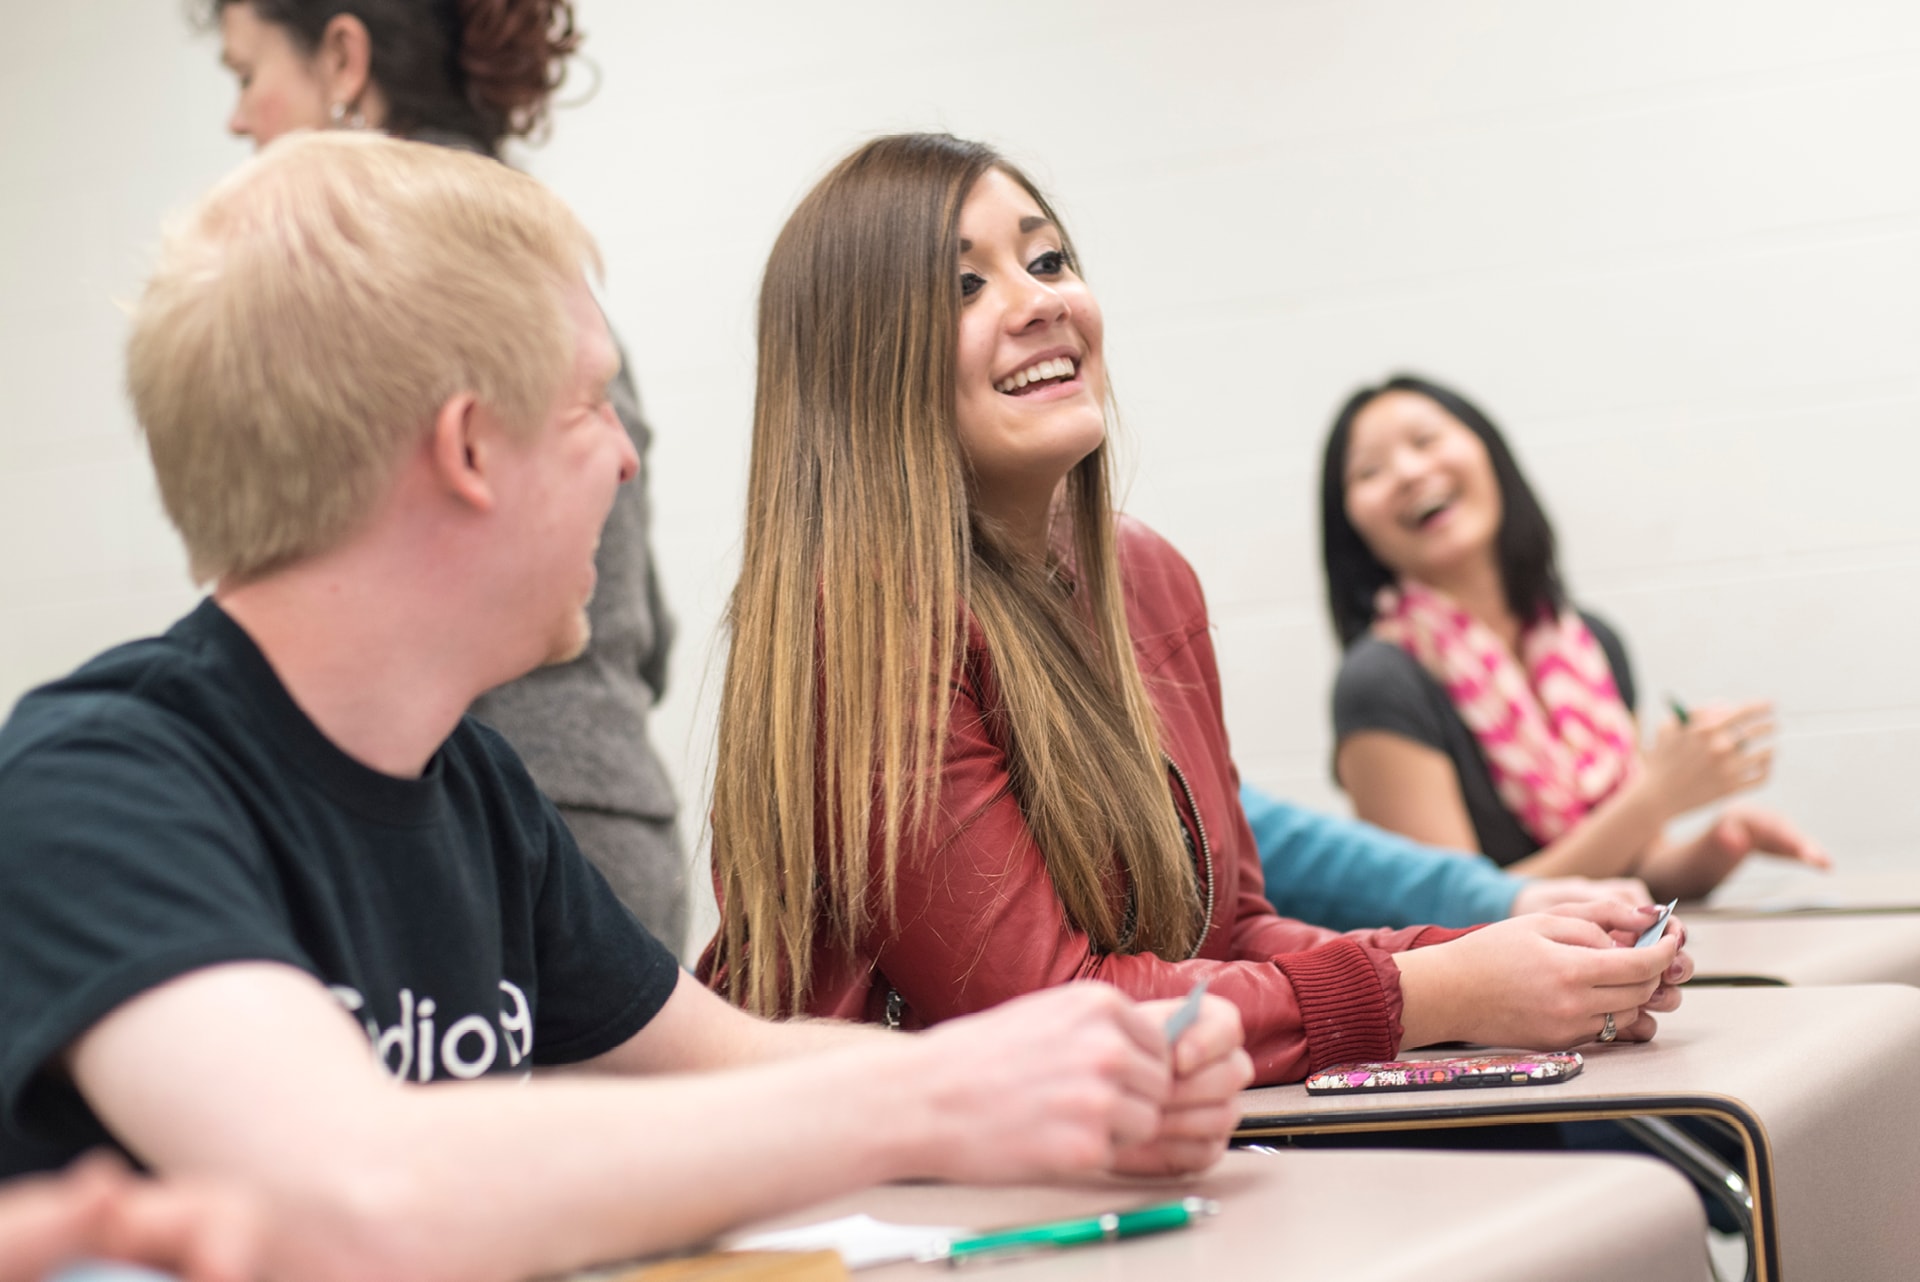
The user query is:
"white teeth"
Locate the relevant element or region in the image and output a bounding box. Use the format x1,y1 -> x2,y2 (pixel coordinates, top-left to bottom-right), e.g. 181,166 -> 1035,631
996,357 -> 1076,394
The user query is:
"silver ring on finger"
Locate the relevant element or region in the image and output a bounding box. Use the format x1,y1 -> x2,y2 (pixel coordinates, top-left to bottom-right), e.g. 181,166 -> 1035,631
1598,1011 -> 1618,1043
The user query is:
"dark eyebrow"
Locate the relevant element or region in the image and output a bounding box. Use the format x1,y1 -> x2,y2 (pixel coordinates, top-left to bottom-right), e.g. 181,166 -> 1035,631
958,217 -> 1055,254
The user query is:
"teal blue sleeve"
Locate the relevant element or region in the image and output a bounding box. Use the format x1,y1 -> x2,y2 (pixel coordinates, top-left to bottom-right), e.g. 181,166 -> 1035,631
1241,783 -> 1520,930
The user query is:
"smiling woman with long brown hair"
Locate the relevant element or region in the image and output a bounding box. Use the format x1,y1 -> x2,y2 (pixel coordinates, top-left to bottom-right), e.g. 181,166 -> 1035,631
700,133 -> 1693,1085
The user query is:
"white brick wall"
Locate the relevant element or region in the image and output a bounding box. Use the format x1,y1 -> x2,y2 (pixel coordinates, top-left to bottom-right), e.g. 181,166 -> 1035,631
3,2 -> 1915,948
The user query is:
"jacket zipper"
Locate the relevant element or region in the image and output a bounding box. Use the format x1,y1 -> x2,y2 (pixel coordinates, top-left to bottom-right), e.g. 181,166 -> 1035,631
888,757 -> 1218,1021
1165,756 -> 1217,960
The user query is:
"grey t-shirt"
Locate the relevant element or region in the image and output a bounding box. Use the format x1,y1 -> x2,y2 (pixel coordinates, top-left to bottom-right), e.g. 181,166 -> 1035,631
1331,612 -> 1636,866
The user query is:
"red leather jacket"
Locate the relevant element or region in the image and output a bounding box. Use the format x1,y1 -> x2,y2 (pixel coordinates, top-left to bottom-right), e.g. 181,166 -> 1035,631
702,519 -> 1467,1083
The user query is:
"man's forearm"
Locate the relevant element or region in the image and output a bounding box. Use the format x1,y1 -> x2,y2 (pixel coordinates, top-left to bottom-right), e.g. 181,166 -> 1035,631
1243,784 -> 1517,929
75,968 -> 1180,1282
96,1036 -> 934,1282
72,967 -> 933,1282
280,1045 -> 932,1282
570,972 -> 894,1078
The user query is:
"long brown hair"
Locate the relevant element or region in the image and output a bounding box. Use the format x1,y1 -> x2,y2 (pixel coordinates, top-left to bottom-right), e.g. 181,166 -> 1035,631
710,133 -> 1199,1016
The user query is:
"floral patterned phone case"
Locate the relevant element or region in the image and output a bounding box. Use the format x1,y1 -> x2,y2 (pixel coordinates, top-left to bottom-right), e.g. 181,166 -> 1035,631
1305,1051 -> 1584,1095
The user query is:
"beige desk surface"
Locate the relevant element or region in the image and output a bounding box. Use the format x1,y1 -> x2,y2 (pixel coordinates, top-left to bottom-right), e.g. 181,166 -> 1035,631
1685,913 -> 1920,986
1236,985 -> 1920,1282
1691,870 -> 1920,917
720,1147 -> 1707,1282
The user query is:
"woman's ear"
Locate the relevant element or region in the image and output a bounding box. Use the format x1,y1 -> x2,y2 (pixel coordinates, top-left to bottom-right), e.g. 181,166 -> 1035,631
430,394 -> 495,513
316,13 -> 377,122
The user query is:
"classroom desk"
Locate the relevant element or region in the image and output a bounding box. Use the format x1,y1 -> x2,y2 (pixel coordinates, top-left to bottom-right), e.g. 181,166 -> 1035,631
695,1148 -> 1707,1281
1692,869 -> 1920,917
1685,914 -> 1920,987
1235,985 -> 1920,1282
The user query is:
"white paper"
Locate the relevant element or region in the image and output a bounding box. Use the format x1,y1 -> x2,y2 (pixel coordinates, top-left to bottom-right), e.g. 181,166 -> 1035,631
731,1213 -> 969,1270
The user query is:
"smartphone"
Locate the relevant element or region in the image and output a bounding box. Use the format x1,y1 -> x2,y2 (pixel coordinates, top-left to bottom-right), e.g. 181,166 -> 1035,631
1636,898 -> 1679,949
1305,1052 -> 1584,1095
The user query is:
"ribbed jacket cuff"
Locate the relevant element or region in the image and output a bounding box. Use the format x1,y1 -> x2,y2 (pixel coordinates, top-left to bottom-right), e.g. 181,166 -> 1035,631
1274,937 -> 1399,1074
1412,924 -> 1478,948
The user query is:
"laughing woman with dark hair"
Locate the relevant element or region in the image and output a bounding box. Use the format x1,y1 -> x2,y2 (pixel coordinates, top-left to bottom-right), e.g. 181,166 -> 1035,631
197,0 -> 687,947
1321,374 -> 1827,900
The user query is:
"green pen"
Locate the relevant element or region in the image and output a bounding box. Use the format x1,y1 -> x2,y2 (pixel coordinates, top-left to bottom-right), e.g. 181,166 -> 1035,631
1666,694 -> 1690,726
935,1196 -> 1219,1266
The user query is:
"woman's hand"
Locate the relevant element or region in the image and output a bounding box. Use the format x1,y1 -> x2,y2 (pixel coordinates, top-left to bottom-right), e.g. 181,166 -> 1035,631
1392,901 -> 1690,1052
1641,700 -> 1775,817
1605,908 -> 1692,1040
1111,994 -> 1252,1176
1706,806 -> 1830,868
1509,876 -> 1652,917
1639,805 -> 1832,901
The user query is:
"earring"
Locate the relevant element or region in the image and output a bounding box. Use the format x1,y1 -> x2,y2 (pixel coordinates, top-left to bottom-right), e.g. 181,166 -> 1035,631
327,102 -> 367,130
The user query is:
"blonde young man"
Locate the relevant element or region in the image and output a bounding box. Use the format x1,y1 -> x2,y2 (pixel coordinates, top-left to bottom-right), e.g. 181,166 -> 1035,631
0,135 -> 1249,1282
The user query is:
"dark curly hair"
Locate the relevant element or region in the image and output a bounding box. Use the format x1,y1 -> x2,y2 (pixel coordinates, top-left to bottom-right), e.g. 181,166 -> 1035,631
1320,373 -> 1566,647
197,0 -> 582,156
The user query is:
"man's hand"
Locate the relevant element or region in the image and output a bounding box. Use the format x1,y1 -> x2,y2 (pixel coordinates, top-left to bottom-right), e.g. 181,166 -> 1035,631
1112,994 -> 1251,1176
903,984 -> 1179,1183
0,1152 -> 258,1282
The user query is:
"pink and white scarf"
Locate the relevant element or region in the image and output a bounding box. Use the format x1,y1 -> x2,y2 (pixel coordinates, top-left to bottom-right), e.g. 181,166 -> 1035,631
1371,581 -> 1639,846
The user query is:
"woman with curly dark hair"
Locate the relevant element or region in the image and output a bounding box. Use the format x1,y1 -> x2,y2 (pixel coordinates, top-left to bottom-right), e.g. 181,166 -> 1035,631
204,0 -> 577,154
199,1 -> 687,948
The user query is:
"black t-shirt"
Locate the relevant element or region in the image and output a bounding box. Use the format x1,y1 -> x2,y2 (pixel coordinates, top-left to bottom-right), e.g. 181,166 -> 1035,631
0,600 -> 680,1176
1331,611 -> 1637,867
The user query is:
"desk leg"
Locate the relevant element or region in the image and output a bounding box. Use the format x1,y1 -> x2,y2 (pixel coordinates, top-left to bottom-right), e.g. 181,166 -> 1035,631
1235,1106 -> 1778,1282
1616,1117 -> 1754,1282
